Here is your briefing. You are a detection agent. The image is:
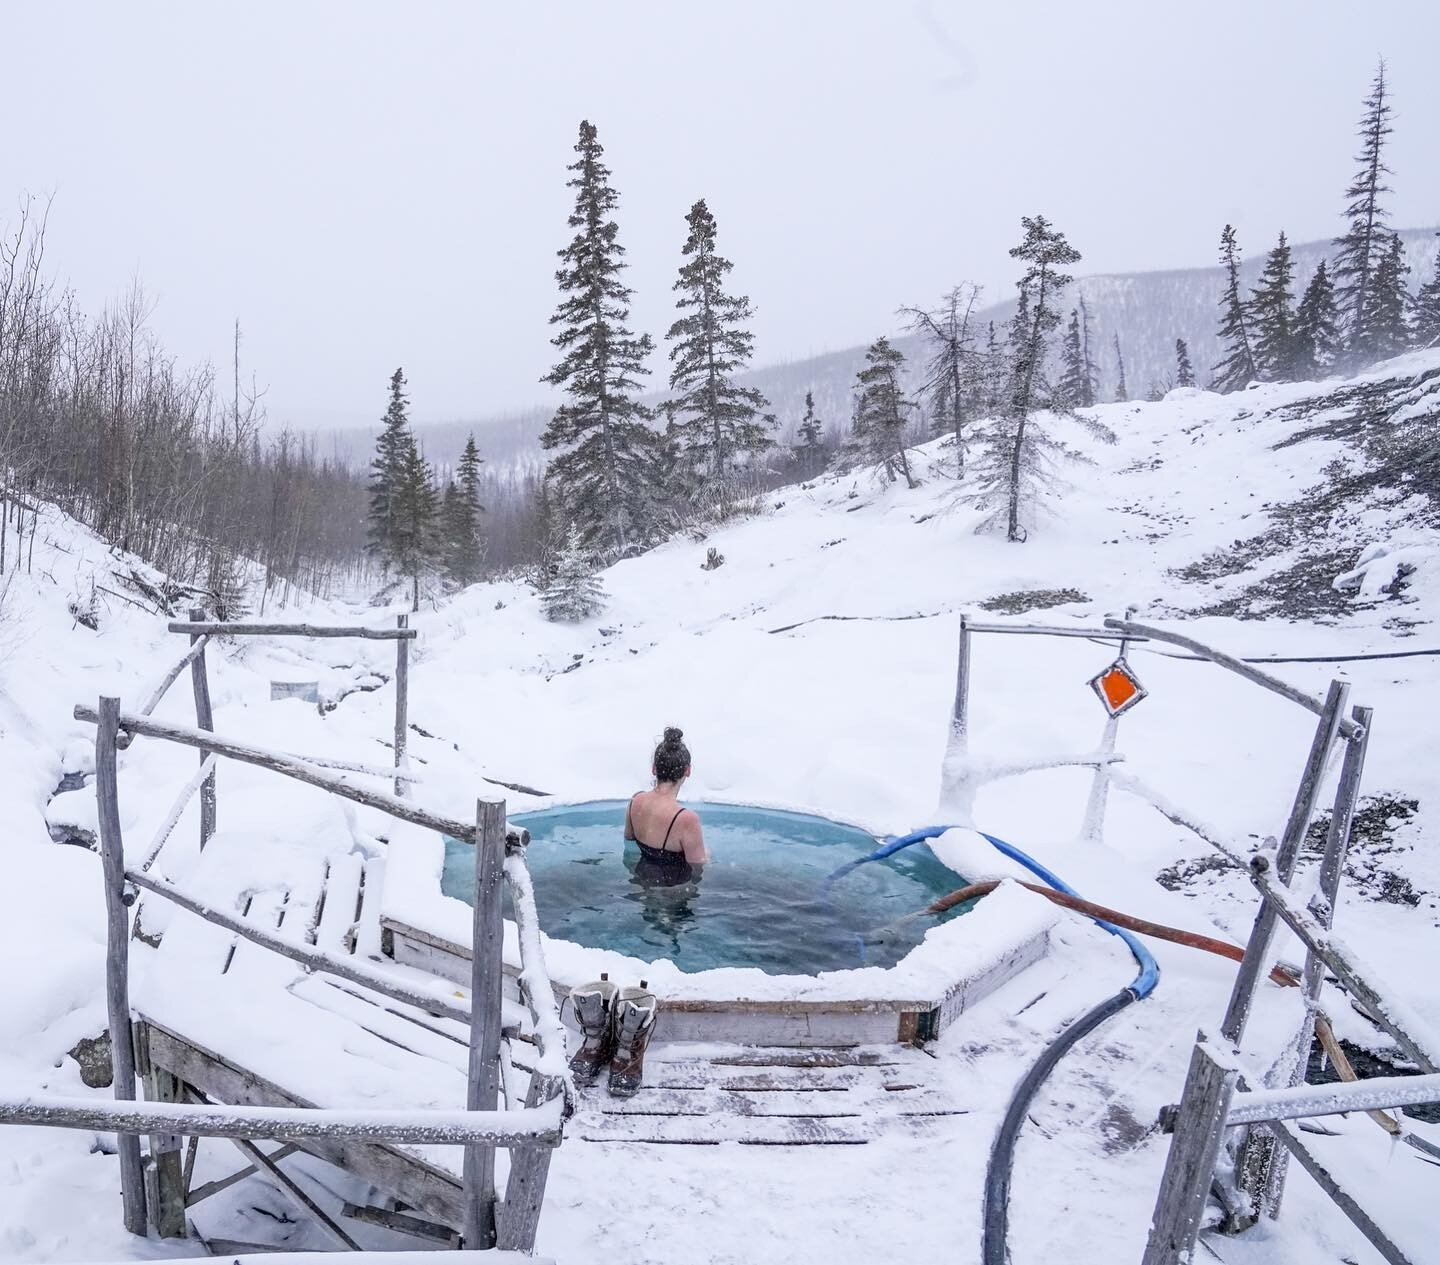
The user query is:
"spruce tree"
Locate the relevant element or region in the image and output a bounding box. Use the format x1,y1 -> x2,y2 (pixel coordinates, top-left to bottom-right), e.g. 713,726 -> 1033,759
979,322 -> 1006,417
1057,308 -> 1088,409
367,368 -> 411,558
1292,259 -> 1341,380
542,525 -> 607,622
391,435 -> 440,611
1174,338 -> 1196,388
445,433 -> 485,585
1214,225 -> 1258,391
1250,232 -> 1297,382
794,390 -> 826,479
1414,253 -> 1440,349
1365,231 -> 1411,359
1334,60 -> 1395,362
968,215 -> 1090,542
664,198 -> 774,515
901,283 -> 981,473
541,120 -> 655,557
1112,333 -> 1129,402
1078,296 -> 1099,407
847,336 -> 918,488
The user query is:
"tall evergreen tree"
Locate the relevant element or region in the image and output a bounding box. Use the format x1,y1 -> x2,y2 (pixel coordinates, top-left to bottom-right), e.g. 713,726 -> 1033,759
442,433 -> 485,586
1057,308 -> 1088,409
1414,253 -> 1440,349
979,322 -> 1006,417
1214,225 -> 1258,391
794,390 -> 826,479
1250,232 -> 1297,381
541,120 -> 655,557
1334,60 -> 1395,362
1113,334 -> 1129,402
542,525 -> 607,622
1292,259 -> 1342,380
664,198 -> 774,514
367,368 -> 411,558
847,336 -> 918,488
901,283 -> 981,474
391,436 -> 440,611
1174,338 -> 1196,388
969,215 -> 1089,542
1078,295 -> 1099,408
1365,231 -> 1411,359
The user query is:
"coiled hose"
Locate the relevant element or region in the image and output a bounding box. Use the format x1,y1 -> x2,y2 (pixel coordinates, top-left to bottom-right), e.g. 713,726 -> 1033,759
828,825 -> 1159,1265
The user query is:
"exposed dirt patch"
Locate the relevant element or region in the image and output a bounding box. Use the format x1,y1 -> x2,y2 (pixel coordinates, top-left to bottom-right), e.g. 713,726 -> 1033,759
977,587 -> 1089,615
1155,852 -> 1236,893
1302,793 -> 1427,906
1306,1034 -> 1440,1124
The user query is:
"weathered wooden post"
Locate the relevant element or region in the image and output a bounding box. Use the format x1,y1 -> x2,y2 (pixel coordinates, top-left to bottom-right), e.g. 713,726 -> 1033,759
1221,679 -> 1349,1046
188,609 -> 216,847
96,695 -> 148,1234
939,615 -> 975,821
1220,678 -> 1348,1233
951,614 -> 971,753
464,797 -> 506,1248
394,614 -> 409,799
1253,703 -> 1374,1220
1141,1032 -> 1239,1265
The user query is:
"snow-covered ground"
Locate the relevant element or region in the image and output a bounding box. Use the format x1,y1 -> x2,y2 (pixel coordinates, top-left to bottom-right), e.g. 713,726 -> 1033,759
2,354 -> 1438,1262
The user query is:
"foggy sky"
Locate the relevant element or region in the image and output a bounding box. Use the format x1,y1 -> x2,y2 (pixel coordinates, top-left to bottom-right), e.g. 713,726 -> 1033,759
8,1 -> 1439,431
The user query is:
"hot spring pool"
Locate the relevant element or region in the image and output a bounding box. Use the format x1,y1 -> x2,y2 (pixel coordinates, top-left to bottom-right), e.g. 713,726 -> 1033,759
441,800 -> 970,975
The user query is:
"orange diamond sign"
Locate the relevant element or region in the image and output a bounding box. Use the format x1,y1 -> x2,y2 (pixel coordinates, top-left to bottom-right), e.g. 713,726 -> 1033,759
1089,659 -> 1147,717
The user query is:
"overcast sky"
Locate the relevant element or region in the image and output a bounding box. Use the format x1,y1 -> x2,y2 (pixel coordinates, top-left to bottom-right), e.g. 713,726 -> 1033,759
7,1 -> 1438,430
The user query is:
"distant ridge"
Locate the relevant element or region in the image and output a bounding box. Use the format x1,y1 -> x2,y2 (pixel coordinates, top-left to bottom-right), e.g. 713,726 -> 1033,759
331,228 -> 1438,473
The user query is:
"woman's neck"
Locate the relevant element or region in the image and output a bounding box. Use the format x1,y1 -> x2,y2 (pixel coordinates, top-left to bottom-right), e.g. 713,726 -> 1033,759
654,781 -> 681,800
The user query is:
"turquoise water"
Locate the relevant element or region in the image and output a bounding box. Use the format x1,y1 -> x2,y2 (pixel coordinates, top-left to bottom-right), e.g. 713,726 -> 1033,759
441,800 -> 969,975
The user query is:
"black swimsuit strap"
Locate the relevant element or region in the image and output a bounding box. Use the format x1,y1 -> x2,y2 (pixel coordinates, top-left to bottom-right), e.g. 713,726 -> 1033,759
661,807 -> 686,849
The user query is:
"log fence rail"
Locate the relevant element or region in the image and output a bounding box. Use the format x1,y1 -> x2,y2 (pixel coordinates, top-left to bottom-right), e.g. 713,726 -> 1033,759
0,616 -> 567,1252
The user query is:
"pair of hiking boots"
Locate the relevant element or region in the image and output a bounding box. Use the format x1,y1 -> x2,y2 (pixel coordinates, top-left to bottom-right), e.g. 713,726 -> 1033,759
567,974 -> 658,1098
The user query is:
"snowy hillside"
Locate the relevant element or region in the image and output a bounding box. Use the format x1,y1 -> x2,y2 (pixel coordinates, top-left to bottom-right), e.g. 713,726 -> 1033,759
2,354 -> 1438,1261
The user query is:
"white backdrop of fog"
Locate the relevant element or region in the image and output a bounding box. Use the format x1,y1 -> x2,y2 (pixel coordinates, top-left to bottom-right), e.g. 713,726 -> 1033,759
8,1 -> 1438,432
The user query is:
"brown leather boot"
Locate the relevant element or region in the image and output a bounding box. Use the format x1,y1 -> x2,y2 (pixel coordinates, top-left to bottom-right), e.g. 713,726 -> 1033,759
607,980 -> 658,1098
567,974 -> 618,1087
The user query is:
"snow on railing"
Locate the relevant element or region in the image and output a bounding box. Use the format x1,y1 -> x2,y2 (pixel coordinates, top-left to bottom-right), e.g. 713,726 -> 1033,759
54,692 -> 564,1251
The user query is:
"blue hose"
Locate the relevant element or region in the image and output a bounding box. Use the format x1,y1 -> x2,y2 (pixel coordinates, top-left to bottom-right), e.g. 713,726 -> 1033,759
827,824 -> 1159,1263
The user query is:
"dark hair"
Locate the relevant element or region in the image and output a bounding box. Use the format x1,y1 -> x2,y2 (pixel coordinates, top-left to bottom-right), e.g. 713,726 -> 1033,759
653,726 -> 691,784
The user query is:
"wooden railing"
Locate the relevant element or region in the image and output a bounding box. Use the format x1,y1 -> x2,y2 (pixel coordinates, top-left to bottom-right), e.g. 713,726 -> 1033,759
0,673 -> 569,1252
944,613 -> 1440,1259
121,612 -> 418,819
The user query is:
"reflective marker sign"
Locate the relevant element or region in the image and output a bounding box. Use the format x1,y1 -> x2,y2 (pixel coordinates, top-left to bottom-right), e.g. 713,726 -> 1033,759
1089,659 -> 1148,717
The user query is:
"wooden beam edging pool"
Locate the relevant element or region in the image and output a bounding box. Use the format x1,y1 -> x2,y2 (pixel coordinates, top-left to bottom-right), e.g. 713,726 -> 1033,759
379,909 -> 1054,1048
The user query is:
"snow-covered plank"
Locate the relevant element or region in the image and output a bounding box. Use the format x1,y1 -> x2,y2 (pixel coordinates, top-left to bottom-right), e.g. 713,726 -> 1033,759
66,1254 -> 548,1265
314,853 -> 363,954
644,1065 -> 874,1092
1226,1073 -> 1440,1125
592,1087 -> 962,1119
0,1091 -> 561,1145
576,1113 -> 873,1146
75,704 -> 478,842
351,857 -> 386,958
164,620 -> 418,640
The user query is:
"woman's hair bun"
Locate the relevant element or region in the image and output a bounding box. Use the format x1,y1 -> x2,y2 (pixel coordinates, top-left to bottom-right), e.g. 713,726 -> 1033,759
663,726 -> 684,744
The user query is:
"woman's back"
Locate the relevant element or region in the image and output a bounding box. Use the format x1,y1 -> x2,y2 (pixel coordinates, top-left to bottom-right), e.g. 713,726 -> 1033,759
626,789 -> 705,862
